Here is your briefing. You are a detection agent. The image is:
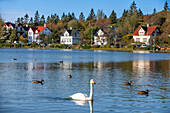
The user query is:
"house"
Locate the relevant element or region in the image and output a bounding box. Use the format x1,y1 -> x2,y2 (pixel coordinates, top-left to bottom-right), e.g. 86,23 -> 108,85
60,28 -> 81,45
132,25 -> 160,45
94,27 -> 117,46
3,22 -> 29,38
28,24 -> 51,44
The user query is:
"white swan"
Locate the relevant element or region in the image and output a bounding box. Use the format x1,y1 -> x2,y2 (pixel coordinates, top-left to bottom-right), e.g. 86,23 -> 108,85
70,79 -> 95,101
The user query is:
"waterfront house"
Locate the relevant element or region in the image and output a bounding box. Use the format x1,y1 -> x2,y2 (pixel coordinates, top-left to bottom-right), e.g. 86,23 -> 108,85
60,28 -> 81,45
28,24 -> 51,44
3,22 -> 29,38
132,25 -> 160,45
94,27 -> 117,46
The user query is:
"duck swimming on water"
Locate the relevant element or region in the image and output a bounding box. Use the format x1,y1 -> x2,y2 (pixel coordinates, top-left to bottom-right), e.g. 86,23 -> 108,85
32,79 -> 44,84
123,81 -> 132,85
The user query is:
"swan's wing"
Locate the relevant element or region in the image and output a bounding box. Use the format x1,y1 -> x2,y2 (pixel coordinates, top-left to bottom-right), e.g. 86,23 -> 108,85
69,93 -> 88,100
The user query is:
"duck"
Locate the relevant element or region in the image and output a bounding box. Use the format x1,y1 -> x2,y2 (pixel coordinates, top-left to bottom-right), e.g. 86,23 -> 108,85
69,79 -> 96,101
67,75 -> 72,78
58,61 -> 63,63
137,89 -> 149,95
123,81 -> 132,85
12,58 -> 17,60
32,79 -> 44,84
33,58 -> 37,60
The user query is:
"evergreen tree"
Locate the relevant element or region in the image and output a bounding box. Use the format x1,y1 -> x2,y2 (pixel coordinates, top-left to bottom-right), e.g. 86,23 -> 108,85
54,14 -> 59,24
61,13 -> 66,20
97,10 -> 105,20
40,15 -> 45,26
21,17 -> 24,24
122,9 -> 128,19
47,16 -> 50,23
34,10 -> 39,26
68,13 -> 72,21
153,8 -> 156,15
104,15 -> 107,19
128,1 -> 137,16
138,8 -> 143,17
79,12 -> 85,21
109,10 -> 117,23
29,17 -> 33,24
87,8 -> 96,20
164,1 -> 169,11
71,12 -> 76,20
24,14 -> 29,24
17,18 -> 21,23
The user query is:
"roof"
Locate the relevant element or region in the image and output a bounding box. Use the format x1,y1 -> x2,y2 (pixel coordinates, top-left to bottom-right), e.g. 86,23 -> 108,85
62,29 -> 79,36
94,27 -> 116,36
4,22 -> 15,28
132,26 -> 158,36
29,26 -> 46,34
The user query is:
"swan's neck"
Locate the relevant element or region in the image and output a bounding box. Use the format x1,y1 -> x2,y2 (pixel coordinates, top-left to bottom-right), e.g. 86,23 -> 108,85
89,83 -> 93,100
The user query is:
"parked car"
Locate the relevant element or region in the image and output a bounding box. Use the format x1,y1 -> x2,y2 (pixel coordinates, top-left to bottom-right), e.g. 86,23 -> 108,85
141,44 -> 147,48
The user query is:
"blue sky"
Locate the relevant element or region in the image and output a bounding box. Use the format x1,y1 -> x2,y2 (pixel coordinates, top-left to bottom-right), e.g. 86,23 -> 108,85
0,0 -> 169,22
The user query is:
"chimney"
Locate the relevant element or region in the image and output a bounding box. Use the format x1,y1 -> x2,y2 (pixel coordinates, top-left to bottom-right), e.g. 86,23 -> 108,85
70,27 -> 72,30
147,24 -> 149,27
44,23 -> 46,27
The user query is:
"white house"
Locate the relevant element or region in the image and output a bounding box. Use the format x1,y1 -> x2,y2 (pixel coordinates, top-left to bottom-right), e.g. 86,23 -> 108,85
60,29 -> 81,45
94,27 -> 116,46
28,24 -> 51,44
132,25 -> 160,45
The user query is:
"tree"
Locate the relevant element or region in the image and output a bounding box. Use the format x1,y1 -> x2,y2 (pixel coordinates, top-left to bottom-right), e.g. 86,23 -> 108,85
24,14 -> 29,24
0,18 -> 3,38
87,8 -> 96,20
95,18 -> 111,27
96,10 -> 105,20
138,8 -> 143,17
67,20 -> 82,29
17,18 -> 21,23
109,10 -> 117,23
79,12 -> 85,21
164,1 -> 169,11
128,1 -> 137,16
61,13 -> 66,20
39,15 -> 45,26
153,8 -> 156,15
21,17 -> 24,24
46,16 -> 50,23
34,10 -> 39,26
71,12 -> 76,20
9,29 -> 18,43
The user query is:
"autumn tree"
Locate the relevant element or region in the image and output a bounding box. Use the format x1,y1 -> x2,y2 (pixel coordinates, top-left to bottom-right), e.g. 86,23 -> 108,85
67,20 -> 82,30
9,29 -> 18,43
95,18 -> 111,27
109,10 -> 117,23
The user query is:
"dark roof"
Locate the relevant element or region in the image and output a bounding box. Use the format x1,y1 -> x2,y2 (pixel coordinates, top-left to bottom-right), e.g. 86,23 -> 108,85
62,29 -> 79,36
94,27 -> 116,36
23,26 -> 29,31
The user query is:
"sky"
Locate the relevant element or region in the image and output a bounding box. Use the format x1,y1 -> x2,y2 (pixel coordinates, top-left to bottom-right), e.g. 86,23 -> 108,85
0,0 -> 169,22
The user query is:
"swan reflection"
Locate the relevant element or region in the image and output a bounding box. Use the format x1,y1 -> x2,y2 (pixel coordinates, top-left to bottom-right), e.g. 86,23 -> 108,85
72,100 -> 93,113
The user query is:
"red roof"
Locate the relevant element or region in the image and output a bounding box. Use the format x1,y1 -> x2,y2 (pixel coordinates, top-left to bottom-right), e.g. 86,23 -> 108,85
132,26 -> 158,36
29,26 -> 46,34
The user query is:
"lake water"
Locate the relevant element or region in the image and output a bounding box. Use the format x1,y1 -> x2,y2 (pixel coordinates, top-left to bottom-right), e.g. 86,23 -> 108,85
0,48 -> 170,113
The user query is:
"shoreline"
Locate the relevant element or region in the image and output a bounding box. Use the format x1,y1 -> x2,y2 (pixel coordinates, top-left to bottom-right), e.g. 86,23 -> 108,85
0,47 -> 170,53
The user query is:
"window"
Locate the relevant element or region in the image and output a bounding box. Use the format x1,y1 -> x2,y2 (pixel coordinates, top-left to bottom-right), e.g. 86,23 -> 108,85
136,38 -> 140,42
75,33 -> 77,37
20,27 -> 22,31
143,38 -> 147,42
29,32 -> 32,35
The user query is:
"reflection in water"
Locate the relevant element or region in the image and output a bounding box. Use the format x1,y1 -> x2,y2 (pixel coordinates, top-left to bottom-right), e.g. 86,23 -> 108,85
72,100 -> 93,113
